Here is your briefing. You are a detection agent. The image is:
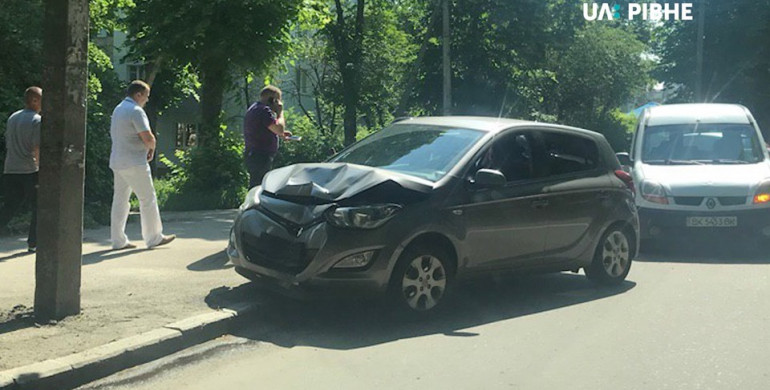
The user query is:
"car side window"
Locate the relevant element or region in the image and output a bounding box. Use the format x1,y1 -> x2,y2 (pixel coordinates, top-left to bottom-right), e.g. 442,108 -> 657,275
476,132 -> 538,183
541,132 -> 599,176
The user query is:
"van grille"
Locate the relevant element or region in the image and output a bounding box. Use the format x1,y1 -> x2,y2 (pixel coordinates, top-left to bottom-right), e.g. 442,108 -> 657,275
718,197 -> 747,206
674,197 -> 703,206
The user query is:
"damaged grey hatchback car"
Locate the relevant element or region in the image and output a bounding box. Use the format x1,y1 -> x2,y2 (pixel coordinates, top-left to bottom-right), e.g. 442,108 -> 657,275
228,117 -> 639,313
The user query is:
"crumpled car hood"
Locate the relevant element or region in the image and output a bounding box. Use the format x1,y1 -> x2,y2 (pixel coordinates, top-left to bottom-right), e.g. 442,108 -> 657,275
261,163 -> 433,204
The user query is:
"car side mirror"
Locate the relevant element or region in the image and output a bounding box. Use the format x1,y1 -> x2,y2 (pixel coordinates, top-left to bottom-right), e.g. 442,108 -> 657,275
616,152 -> 633,168
474,169 -> 507,188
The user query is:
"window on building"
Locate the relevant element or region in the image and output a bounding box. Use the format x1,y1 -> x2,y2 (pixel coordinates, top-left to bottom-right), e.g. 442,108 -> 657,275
128,64 -> 146,81
176,123 -> 198,149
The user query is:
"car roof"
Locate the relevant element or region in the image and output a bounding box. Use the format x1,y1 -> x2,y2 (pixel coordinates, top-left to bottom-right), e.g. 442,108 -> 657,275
394,116 -> 604,139
645,104 -> 751,126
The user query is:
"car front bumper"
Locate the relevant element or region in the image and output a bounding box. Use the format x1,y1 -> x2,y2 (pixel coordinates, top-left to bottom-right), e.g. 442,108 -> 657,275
638,207 -> 770,240
227,208 -> 404,300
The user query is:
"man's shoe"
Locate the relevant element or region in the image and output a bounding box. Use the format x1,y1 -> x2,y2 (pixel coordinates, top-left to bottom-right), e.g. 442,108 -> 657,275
27,246 -> 36,253
112,243 -> 137,251
152,234 -> 176,248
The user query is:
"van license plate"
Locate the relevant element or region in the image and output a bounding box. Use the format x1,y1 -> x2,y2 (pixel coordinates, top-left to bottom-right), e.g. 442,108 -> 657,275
686,216 -> 738,227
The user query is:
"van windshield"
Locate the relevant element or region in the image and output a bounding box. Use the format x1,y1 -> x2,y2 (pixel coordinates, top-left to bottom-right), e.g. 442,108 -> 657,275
641,123 -> 765,164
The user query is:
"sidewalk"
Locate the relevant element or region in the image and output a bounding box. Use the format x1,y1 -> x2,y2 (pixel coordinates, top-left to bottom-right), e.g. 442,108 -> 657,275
0,210 -> 261,375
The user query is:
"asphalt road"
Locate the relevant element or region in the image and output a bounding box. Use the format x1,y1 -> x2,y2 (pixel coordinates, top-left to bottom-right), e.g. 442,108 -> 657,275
79,240 -> 770,390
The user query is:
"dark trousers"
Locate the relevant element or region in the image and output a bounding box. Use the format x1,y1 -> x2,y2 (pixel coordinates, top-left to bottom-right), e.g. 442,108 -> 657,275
245,150 -> 274,189
0,172 -> 38,247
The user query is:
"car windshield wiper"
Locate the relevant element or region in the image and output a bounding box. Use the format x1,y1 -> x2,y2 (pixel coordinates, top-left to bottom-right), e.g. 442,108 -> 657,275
666,159 -> 705,165
642,159 -> 668,165
711,159 -> 751,164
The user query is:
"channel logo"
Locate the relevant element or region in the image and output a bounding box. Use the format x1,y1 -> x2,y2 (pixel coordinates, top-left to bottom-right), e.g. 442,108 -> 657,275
583,2 -> 694,21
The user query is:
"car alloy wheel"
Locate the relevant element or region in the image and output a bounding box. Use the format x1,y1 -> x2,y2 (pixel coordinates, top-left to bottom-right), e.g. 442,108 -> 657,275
586,226 -> 633,285
602,231 -> 630,278
400,255 -> 448,312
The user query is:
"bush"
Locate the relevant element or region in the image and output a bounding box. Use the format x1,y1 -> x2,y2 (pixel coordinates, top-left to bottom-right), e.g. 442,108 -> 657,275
273,111 -> 343,168
157,126 -> 249,211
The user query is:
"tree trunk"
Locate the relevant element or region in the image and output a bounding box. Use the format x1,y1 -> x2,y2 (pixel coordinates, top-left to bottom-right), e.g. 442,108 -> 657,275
332,0 -> 365,146
35,0 -> 89,322
199,59 -> 227,148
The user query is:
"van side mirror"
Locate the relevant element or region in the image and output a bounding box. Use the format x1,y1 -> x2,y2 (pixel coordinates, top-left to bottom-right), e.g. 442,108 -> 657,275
616,152 -> 633,168
474,169 -> 507,188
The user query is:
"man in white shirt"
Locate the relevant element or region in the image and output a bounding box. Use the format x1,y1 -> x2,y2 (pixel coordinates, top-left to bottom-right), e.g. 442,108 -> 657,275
109,80 -> 175,250
1,87 -> 42,252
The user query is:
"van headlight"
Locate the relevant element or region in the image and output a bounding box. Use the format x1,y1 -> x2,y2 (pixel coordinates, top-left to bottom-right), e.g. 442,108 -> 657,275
753,180 -> 770,204
325,204 -> 402,229
641,181 -> 669,205
239,186 -> 261,212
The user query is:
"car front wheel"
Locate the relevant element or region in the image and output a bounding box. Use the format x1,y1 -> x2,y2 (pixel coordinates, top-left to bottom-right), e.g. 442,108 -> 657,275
390,244 -> 452,313
586,227 -> 633,285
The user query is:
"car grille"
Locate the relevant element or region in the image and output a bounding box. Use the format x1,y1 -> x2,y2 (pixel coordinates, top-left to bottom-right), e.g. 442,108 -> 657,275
674,197 -> 703,206
718,196 -> 746,206
673,196 -> 747,207
241,232 -> 314,274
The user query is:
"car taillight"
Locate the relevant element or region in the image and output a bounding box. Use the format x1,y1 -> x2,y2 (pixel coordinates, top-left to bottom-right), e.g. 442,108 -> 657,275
614,170 -> 635,193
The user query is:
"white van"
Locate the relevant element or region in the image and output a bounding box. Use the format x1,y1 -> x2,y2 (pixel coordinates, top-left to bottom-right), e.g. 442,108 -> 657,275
617,103 -> 770,244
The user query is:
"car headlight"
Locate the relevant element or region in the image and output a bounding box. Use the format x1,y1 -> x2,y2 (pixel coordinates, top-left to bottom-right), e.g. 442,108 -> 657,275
239,186 -> 261,212
325,204 -> 402,229
753,180 -> 770,204
640,181 -> 668,204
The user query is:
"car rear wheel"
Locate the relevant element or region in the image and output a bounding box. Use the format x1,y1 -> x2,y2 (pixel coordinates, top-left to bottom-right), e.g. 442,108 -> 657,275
586,227 -> 633,285
389,244 -> 452,313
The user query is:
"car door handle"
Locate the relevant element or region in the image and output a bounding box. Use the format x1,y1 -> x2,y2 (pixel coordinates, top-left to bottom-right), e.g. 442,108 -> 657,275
531,199 -> 549,209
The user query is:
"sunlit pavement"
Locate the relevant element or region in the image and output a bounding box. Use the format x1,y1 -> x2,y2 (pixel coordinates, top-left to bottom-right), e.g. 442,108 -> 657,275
78,239 -> 770,390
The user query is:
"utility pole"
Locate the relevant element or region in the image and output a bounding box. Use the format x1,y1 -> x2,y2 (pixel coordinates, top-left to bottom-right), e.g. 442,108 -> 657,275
442,0 -> 452,115
695,0 -> 706,102
35,0 -> 89,321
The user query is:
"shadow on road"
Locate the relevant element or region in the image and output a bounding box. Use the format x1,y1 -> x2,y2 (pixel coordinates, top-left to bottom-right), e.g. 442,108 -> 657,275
82,248 -> 146,265
208,273 -> 635,351
187,250 -> 233,272
0,250 -> 33,263
0,305 -> 34,335
637,236 -> 770,264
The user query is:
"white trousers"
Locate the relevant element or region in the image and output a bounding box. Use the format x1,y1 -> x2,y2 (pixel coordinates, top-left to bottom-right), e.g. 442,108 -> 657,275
110,164 -> 164,248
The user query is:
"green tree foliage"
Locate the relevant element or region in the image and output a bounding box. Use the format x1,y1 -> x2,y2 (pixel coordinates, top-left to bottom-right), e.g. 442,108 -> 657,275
548,25 -> 652,150
0,0 -> 133,226
287,0 -> 420,149
656,0 -> 770,132
0,0 -> 44,174
409,0 -> 650,151
125,0 -> 302,148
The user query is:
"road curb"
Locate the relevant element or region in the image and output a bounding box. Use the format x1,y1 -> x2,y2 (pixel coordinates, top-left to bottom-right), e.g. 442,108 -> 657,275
0,302 -> 258,390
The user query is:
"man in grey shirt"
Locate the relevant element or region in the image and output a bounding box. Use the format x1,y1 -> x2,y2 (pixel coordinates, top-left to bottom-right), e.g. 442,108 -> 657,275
0,87 -> 42,252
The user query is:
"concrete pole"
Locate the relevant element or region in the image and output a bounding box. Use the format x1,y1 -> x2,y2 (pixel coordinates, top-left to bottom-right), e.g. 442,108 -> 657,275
35,0 -> 89,321
442,0 -> 452,116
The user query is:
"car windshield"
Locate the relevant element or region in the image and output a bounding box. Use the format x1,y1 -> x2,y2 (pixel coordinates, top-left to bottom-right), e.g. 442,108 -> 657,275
641,123 -> 765,164
328,124 -> 485,182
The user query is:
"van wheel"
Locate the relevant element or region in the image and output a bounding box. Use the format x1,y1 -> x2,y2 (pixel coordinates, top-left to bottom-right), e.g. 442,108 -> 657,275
586,227 -> 633,285
389,244 -> 453,313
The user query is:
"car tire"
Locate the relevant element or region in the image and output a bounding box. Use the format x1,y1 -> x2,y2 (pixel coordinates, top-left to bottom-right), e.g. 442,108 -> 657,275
585,226 -> 633,285
389,243 -> 453,314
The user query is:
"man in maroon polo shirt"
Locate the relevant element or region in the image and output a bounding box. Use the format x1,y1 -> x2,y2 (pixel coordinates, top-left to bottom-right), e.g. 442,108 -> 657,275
243,86 -> 292,188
